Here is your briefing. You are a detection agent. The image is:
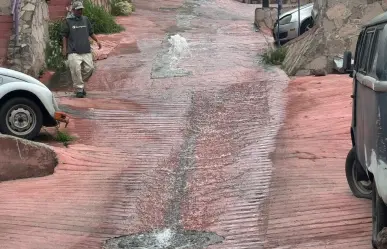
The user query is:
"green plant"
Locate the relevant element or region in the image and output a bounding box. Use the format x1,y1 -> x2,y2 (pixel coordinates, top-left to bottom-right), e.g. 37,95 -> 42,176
262,47 -> 287,65
111,0 -> 134,16
46,20 -> 66,72
55,130 -> 75,143
83,0 -> 124,34
38,68 -> 45,77
48,19 -> 64,47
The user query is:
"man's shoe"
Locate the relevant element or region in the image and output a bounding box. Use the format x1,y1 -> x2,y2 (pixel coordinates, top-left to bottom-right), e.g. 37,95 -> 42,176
76,92 -> 85,98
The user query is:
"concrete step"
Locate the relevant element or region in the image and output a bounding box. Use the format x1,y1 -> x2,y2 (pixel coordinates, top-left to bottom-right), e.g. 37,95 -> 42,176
49,5 -> 67,12
0,39 -> 10,49
49,11 -> 67,20
0,23 -> 13,31
0,34 -> 12,41
0,15 -> 13,23
48,0 -> 70,6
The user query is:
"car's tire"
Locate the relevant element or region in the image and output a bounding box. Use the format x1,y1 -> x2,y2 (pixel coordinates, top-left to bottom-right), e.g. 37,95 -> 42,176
372,181 -> 387,248
300,18 -> 313,35
345,147 -> 372,199
0,97 -> 43,140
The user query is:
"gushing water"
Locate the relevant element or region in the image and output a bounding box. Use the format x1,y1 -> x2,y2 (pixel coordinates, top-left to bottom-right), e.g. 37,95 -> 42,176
168,34 -> 191,69
154,228 -> 173,247
104,228 -> 223,249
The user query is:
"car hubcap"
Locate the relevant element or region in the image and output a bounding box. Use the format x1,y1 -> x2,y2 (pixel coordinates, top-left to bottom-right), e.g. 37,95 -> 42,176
6,105 -> 36,136
352,161 -> 372,194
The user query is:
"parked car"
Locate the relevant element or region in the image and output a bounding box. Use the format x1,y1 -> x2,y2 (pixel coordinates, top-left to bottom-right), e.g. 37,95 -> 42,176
272,3 -> 314,44
342,11 -> 387,248
0,67 -> 69,140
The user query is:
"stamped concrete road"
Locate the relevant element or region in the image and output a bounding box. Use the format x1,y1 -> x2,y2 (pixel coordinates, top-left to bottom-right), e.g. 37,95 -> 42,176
0,0 -> 372,248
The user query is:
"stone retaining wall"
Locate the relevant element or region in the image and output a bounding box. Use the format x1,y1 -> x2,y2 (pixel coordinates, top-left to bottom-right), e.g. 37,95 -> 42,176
0,0 -> 11,15
7,0 -> 49,77
282,0 -> 387,76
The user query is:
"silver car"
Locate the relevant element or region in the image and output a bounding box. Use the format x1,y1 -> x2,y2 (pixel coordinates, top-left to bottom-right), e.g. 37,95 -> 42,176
272,3 -> 314,44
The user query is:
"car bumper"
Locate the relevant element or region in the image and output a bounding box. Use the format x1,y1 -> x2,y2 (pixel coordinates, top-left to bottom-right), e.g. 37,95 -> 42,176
273,22 -> 299,42
54,111 -> 70,127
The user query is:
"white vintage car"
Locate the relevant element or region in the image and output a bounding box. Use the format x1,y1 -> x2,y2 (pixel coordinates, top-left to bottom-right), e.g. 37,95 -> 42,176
0,67 -> 69,140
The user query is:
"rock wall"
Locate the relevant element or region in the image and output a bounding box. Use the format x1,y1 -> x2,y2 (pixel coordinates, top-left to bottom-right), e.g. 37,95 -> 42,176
7,0 -> 49,77
282,0 -> 386,76
0,134 -> 57,182
0,0 -> 11,15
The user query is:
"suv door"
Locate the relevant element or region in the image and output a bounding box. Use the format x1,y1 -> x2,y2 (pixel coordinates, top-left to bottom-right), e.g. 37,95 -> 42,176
354,26 -> 381,171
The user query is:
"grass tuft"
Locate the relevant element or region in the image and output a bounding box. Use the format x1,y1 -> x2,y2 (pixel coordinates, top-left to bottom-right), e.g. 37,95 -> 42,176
262,47 -> 287,65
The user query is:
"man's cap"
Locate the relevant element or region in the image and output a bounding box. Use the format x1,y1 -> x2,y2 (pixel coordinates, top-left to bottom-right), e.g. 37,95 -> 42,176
72,1 -> 84,10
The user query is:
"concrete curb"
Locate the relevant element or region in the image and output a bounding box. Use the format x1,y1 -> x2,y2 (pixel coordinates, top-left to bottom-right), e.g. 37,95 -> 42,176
0,134 -> 58,182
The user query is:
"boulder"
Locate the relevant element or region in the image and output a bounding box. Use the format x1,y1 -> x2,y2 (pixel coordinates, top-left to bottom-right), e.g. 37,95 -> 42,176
0,134 -> 57,181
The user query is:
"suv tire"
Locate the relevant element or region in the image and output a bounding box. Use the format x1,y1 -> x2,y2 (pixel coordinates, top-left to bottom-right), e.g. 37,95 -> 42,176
345,147 -> 372,199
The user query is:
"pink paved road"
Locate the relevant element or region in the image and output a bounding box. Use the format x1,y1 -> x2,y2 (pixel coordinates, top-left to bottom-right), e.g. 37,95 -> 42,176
0,0 -> 372,248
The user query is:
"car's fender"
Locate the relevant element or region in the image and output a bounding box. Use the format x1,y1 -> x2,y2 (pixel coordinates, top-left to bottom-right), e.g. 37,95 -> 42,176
0,82 -> 57,117
290,5 -> 313,24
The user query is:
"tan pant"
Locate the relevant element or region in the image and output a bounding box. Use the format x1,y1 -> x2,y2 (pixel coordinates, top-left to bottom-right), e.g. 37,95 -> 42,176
68,53 -> 94,93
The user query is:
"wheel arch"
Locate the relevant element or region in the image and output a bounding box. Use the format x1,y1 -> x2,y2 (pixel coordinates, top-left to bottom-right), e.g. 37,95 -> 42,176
301,17 -> 313,28
0,90 -> 55,127
351,127 -> 355,147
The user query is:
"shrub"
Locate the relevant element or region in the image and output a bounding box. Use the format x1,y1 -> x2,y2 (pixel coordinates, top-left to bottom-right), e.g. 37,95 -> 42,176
112,1 -> 133,16
55,130 -> 75,143
111,0 -> 135,16
262,47 -> 287,65
46,20 -> 66,72
83,0 -> 124,34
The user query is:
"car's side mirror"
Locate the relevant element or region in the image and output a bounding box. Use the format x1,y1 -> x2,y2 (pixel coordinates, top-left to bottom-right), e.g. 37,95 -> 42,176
343,51 -> 353,77
343,51 -> 352,71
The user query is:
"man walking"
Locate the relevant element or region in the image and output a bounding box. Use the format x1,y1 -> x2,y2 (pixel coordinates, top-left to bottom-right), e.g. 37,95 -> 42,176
61,1 -> 102,98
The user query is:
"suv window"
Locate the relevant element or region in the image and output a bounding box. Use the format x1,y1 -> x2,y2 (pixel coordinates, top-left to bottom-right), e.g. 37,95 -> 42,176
369,29 -> 381,75
354,30 -> 364,66
358,30 -> 375,73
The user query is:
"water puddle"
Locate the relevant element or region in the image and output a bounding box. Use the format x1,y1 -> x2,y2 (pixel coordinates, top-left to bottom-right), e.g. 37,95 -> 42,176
103,228 -> 223,249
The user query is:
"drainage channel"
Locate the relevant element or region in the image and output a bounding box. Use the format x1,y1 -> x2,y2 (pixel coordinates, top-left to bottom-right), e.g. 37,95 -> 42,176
103,93 -> 224,248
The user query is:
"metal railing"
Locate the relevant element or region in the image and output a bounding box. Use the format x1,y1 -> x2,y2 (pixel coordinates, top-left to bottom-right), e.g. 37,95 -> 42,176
11,0 -> 21,46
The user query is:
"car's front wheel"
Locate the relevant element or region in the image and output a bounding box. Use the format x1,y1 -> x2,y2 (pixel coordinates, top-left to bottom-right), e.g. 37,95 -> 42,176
0,97 -> 43,140
345,147 -> 372,199
300,18 -> 313,35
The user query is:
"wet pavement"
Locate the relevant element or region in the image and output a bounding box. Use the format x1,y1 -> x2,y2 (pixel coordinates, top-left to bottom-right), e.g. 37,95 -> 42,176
0,0 -> 373,248
269,75 -> 372,249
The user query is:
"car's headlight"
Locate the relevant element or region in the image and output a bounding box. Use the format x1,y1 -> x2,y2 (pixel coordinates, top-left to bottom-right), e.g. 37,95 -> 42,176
279,15 -> 292,25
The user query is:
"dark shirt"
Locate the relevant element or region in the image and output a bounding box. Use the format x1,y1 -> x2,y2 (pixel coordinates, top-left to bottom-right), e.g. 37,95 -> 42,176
61,15 -> 94,54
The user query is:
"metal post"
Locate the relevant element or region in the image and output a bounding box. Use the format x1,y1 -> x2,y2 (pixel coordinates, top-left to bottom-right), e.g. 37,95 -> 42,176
298,0 -> 300,36
277,0 -> 281,47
